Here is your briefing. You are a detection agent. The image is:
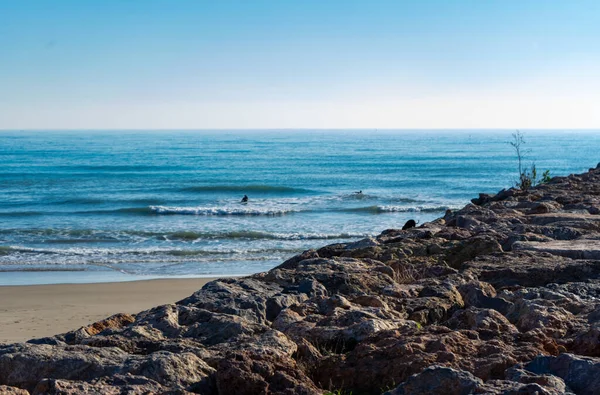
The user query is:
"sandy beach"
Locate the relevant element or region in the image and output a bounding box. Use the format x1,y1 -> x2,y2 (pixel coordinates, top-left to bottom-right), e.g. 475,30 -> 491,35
0,277 -> 219,344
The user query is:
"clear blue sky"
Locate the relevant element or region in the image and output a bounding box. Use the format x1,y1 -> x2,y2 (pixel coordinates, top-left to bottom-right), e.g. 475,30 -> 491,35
1,1 -> 599,129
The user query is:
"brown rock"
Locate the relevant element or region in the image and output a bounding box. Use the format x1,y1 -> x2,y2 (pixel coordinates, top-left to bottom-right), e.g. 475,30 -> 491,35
0,385 -> 29,394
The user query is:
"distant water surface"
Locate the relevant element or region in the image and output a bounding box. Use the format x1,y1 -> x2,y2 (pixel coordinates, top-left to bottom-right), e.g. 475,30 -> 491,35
1,130 -> 598,285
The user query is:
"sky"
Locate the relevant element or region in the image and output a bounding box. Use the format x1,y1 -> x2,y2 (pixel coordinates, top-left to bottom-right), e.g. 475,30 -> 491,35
1,0 -> 599,129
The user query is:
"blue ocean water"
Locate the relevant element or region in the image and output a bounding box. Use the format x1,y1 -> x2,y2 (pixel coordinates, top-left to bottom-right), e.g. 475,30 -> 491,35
1,130 -> 598,285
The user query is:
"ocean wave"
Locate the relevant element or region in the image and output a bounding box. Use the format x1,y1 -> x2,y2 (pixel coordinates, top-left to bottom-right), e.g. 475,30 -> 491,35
340,205 -> 456,214
331,194 -> 427,204
0,245 -> 304,267
0,207 -> 156,217
150,205 -> 294,216
341,192 -> 376,200
57,164 -> 181,172
0,267 -> 87,272
0,202 -> 454,218
55,197 -> 166,206
0,211 -> 43,217
0,246 -> 62,255
43,238 -> 119,244
378,205 -> 455,213
0,228 -> 365,242
0,229 -> 120,237
395,197 -> 424,204
163,230 -> 364,241
56,197 -> 116,205
1,205 -> 297,217
0,246 -> 15,255
180,185 -> 316,195
74,207 -> 155,215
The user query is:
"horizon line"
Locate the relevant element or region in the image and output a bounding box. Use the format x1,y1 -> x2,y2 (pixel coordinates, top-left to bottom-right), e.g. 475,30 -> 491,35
0,128 -> 598,132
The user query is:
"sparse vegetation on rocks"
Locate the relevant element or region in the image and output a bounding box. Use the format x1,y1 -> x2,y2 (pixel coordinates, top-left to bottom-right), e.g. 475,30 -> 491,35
509,130 -> 551,190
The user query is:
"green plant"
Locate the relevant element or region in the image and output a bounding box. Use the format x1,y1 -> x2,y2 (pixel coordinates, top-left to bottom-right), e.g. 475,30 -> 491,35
519,163 -> 536,190
508,131 -> 551,190
541,169 -> 551,183
509,130 -> 528,185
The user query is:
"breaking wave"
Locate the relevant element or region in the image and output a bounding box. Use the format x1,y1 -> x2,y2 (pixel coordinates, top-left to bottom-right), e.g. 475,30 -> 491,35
0,228 -> 364,243
0,245 -> 307,269
339,205 -> 456,214
150,205 -> 295,216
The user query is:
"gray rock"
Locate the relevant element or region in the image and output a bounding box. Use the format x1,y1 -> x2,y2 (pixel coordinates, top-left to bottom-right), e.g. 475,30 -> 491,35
525,353 -> 600,395
383,366 -> 483,395
344,236 -> 379,250
513,239 -> 600,260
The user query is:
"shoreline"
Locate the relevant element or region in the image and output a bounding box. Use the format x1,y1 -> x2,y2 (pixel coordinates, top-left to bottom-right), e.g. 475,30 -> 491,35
2,167 -> 600,393
0,277 -> 222,344
0,269 -> 246,286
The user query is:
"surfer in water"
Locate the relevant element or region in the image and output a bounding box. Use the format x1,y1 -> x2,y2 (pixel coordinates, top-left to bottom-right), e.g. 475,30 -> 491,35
241,195 -> 248,203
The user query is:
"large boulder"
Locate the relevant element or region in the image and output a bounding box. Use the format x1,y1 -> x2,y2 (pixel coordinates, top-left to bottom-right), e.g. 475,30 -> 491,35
525,353 -> 600,395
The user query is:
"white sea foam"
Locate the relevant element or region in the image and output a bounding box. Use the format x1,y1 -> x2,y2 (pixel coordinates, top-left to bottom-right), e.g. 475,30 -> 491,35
340,204 -> 461,214
375,205 -> 461,213
0,245 -> 306,271
150,205 -> 295,216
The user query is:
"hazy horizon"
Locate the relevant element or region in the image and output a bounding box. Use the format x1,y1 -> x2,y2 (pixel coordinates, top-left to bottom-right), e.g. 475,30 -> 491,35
2,1 -> 599,129
2,129 -> 599,133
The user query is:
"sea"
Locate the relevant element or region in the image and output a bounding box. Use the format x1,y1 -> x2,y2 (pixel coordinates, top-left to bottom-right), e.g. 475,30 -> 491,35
1,130 -> 599,285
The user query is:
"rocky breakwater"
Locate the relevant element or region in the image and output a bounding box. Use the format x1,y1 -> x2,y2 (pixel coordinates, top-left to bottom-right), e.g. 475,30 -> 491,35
3,165 -> 600,394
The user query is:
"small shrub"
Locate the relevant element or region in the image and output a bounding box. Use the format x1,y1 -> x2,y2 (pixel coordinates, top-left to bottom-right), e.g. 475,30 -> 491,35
508,131 -> 551,190
541,169 -> 551,183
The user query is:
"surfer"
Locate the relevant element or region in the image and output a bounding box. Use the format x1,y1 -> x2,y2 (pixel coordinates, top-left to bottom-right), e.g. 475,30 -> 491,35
354,190 -> 363,195
241,195 -> 248,203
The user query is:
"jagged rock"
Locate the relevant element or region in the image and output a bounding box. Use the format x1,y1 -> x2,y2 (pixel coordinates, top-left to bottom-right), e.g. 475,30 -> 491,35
345,236 -> 380,250
381,365 -> 568,395
83,313 -> 135,337
32,375 -> 187,395
311,324 -> 547,393
177,277 -> 306,325
0,385 -> 29,394
571,326 -> 600,356
352,294 -> 387,308
445,307 -> 518,336
528,213 -> 600,227
513,239 -> 600,260
457,281 -> 513,315
504,367 -> 570,394
383,366 -> 483,395
525,353 -> 600,395
214,352 -> 320,395
123,351 -> 215,389
525,201 -> 562,215
464,252 -> 600,288
472,193 -> 493,206
0,344 -> 127,392
445,235 -> 503,268
510,299 -> 575,336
